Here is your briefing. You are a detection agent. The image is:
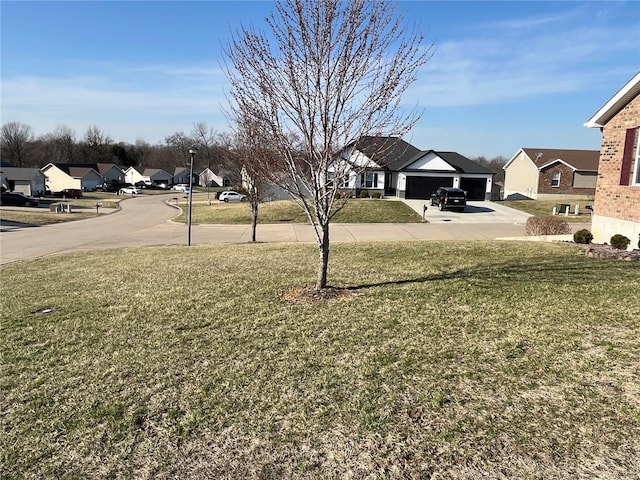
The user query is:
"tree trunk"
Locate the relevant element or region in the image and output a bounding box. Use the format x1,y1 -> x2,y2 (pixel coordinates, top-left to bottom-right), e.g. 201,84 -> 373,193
316,223 -> 330,290
251,202 -> 258,242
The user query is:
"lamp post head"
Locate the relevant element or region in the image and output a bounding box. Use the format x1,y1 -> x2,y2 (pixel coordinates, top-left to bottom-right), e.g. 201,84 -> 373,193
188,147 -> 198,156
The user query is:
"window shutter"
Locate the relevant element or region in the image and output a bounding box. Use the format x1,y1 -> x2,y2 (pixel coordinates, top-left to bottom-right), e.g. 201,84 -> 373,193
620,127 -> 637,186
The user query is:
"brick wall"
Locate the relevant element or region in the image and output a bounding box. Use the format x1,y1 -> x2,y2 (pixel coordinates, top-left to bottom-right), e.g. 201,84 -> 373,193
594,93 -> 640,223
538,164 -> 596,195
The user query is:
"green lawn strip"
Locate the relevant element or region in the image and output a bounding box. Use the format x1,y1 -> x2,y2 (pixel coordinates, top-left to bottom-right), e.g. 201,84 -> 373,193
500,198 -> 594,223
173,198 -> 422,224
0,209 -> 107,225
1,241 -> 638,478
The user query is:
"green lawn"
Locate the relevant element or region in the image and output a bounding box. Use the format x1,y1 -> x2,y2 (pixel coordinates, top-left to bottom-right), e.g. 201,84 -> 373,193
2,241 -> 639,478
500,198 -> 594,222
174,198 -> 422,224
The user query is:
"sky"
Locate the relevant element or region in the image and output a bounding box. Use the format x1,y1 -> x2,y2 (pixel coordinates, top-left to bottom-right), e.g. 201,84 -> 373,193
1,0 -> 639,159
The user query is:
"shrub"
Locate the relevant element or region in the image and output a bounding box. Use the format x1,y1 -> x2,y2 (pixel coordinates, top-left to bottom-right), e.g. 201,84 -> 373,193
359,190 -> 369,198
371,192 -> 381,199
573,229 -> 593,244
610,234 -> 630,250
525,216 -> 571,236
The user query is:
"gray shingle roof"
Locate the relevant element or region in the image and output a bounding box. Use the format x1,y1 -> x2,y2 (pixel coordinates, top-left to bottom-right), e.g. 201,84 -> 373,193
352,136 -> 422,170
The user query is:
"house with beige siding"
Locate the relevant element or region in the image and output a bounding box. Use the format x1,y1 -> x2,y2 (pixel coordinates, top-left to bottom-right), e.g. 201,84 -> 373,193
41,163 -> 102,192
585,71 -> 640,248
503,148 -> 599,200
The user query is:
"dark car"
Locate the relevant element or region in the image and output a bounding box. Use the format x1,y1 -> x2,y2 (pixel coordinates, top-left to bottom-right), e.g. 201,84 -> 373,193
0,192 -> 40,207
54,188 -> 83,199
430,187 -> 467,212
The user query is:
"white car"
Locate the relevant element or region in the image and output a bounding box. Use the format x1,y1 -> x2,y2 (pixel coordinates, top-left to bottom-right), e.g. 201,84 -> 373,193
218,191 -> 246,202
172,184 -> 189,192
117,186 -> 139,195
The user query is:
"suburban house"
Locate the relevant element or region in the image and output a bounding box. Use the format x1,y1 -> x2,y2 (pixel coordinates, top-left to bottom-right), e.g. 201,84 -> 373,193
0,167 -> 47,196
41,163 -> 102,192
171,167 -> 191,186
142,168 -> 173,186
502,148 -> 600,200
335,136 -> 494,200
90,163 -> 126,184
199,167 -> 224,188
585,71 -> 640,247
124,166 -> 151,185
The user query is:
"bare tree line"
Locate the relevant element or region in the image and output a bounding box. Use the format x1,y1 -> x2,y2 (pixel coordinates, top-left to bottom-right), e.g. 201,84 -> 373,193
0,121 -> 239,177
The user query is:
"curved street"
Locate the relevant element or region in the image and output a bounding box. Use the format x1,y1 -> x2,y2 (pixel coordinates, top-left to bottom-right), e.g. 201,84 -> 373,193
0,193 -> 572,266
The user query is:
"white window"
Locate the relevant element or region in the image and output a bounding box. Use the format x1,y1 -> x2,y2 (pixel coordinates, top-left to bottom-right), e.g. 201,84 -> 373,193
361,172 -> 378,189
551,171 -> 561,187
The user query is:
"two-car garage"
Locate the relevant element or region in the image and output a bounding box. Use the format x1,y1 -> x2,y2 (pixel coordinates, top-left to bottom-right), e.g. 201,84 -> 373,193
396,151 -> 493,201
405,176 -> 453,200
404,175 -> 488,201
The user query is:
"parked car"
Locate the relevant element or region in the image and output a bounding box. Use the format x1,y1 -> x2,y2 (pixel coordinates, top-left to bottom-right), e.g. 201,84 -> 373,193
218,191 -> 246,202
0,192 -> 40,207
430,187 -> 467,212
54,188 -> 83,199
172,184 -> 189,192
118,186 -> 140,195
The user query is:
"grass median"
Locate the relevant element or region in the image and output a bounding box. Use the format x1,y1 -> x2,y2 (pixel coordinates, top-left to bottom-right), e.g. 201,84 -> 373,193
2,241 -> 639,478
173,198 -> 423,224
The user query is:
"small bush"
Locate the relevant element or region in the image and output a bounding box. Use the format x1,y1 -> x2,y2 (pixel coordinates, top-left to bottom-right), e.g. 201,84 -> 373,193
525,216 -> 571,236
359,190 -> 369,198
573,229 -> 593,244
371,192 -> 381,199
610,234 -> 630,250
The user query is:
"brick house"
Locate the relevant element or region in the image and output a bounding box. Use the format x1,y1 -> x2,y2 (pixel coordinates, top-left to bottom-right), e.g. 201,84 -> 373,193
502,148 -> 599,200
585,71 -> 640,248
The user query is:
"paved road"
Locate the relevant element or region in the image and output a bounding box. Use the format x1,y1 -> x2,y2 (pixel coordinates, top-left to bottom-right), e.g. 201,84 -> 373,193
0,194 -> 583,266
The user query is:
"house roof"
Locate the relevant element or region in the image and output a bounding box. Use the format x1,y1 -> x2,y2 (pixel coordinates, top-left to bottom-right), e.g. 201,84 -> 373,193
585,71 -> 640,128
52,163 -> 122,176
42,163 -> 101,178
143,168 -> 172,177
0,167 -> 45,181
521,148 -> 600,171
352,136 -> 422,170
428,151 -> 494,174
67,166 -> 100,178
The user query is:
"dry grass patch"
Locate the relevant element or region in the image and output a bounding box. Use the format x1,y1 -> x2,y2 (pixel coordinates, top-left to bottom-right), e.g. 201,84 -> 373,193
1,241 -> 639,479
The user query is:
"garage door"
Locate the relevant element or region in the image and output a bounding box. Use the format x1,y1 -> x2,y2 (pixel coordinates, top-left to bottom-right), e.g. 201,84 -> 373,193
460,178 -> 487,201
405,176 -> 453,199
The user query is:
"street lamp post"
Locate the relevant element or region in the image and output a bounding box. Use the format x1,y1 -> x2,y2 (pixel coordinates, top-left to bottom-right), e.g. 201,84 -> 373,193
187,147 -> 197,246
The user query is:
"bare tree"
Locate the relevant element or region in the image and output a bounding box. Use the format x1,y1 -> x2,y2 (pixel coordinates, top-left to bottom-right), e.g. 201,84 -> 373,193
39,125 -> 76,163
234,122 -> 275,242
224,0 -> 432,290
192,122 -> 219,170
165,132 -> 195,165
1,122 -> 34,167
82,125 -> 113,162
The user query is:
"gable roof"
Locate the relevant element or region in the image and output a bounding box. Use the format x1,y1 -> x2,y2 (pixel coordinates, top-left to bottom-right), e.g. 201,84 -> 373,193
0,167 -> 46,181
51,162 -> 122,176
585,71 -> 640,128
351,136 -> 422,170
521,148 -> 600,171
430,151 -> 493,174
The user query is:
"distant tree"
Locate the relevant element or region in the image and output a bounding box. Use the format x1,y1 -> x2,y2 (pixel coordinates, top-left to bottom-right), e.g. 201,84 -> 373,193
165,132 -> 195,165
224,0 -> 432,290
39,125 -> 77,163
192,122 -> 219,170
81,125 -> 113,162
1,122 -> 34,167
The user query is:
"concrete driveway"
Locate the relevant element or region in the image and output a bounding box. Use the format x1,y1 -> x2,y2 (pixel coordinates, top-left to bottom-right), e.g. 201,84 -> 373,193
401,199 -> 532,225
